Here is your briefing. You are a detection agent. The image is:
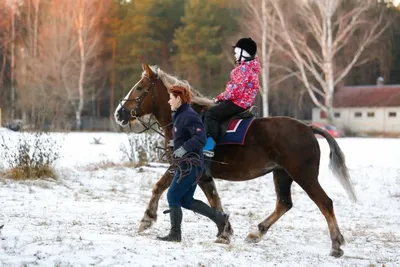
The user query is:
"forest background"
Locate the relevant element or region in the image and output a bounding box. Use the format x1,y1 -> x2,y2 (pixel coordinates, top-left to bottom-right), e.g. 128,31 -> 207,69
0,0 -> 399,130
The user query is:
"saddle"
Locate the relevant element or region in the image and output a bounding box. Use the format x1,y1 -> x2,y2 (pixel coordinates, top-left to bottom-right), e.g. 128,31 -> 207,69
199,105 -> 258,142
197,105 -> 257,178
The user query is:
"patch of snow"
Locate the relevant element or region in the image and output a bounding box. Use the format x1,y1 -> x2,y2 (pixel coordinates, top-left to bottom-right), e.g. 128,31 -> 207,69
0,132 -> 399,266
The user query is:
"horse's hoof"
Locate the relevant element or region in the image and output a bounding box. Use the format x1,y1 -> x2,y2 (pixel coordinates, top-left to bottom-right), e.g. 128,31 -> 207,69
138,221 -> 152,233
138,216 -> 155,233
215,235 -> 230,244
330,248 -> 344,258
245,232 -> 262,243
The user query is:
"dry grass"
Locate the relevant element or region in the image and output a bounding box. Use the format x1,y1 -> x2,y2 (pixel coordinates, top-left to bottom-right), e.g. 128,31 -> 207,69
1,165 -> 57,180
0,130 -> 61,180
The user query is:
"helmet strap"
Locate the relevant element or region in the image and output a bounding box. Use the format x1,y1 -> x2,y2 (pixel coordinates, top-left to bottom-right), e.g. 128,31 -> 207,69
235,48 -> 254,63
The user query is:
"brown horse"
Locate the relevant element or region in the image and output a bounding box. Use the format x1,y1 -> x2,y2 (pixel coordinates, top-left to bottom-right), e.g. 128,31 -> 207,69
114,64 -> 357,258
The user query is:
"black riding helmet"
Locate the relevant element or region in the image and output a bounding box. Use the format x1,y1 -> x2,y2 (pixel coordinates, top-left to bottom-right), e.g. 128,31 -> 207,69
232,37 -> 257,58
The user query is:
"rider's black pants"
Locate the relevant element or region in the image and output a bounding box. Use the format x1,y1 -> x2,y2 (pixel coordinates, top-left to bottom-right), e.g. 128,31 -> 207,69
204,100 -> 245,141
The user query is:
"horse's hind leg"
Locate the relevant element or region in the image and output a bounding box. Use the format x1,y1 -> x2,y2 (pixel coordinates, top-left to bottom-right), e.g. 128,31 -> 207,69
246,169 -> 293,243
198,175 -> 233,244
138,169 -> 174,232
293,167 -> 345,258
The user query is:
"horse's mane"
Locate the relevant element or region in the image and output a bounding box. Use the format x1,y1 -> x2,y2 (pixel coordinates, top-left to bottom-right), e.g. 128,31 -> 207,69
145,65 -> 216,109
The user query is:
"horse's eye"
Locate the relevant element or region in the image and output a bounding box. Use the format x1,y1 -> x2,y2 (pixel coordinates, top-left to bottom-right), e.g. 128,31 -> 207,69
136,86 -> 143,91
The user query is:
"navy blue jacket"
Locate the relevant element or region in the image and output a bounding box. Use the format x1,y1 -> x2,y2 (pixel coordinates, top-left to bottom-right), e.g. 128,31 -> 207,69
172,103 -> 206,161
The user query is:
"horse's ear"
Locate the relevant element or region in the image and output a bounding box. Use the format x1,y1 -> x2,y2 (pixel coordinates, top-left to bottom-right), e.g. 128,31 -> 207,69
142,64 -> 154,77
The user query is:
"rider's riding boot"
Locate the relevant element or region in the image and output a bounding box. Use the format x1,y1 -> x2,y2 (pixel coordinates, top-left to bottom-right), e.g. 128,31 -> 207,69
203,136 -> 216,157
157,207 -> 182,242
189,199 -> 229,237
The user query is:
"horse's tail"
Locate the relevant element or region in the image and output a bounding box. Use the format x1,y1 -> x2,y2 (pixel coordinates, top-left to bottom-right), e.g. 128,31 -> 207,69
310,125 -> 357,202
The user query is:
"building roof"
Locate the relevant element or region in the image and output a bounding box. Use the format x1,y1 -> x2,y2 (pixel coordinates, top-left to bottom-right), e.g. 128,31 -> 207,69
333,85 -> 400,108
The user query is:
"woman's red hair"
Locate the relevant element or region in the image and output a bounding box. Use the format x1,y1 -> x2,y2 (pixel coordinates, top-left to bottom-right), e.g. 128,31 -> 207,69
169,86 -> 192,104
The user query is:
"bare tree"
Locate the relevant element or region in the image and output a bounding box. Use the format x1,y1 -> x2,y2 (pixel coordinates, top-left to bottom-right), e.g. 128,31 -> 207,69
269,0 -> 391,122
12,0 -> 71,129
9,1 -> 17,119
15,0 -> 42,123
35,0 -> 110,129
74,0 -> 105,129
241,0 -> 276,117
0,0 -> 23,120
0,2 -> 11,94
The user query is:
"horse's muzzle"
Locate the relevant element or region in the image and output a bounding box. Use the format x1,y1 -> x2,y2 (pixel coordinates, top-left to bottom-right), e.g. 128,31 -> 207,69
116,107 -> 131,125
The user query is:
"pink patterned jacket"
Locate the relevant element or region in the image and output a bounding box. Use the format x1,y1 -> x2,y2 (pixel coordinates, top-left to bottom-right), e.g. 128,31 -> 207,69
216,57 -> 261,109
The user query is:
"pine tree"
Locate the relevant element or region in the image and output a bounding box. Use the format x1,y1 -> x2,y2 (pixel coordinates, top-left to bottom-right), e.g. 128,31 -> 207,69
109,0 -> 184,96
173,0 -> 221,94
173,0 -> 239,95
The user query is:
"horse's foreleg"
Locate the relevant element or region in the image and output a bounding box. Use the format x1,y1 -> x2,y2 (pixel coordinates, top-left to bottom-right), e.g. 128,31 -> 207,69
138,169 -> 174,233
198,175 -> 233,244
246,169 -> 293,243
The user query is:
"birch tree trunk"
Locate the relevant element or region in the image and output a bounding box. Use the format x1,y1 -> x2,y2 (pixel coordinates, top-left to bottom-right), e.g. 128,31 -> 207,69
261,0 -> 269,117
242,0 -> 275,117
33,0 -> 39,57
32,0 -> 40,123
10,7 -> 15,119
323,0 -> 335,123
75,0 -> 86,130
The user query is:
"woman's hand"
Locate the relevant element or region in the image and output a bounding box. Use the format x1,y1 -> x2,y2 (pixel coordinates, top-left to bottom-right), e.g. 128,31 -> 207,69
173,147 -> 187,158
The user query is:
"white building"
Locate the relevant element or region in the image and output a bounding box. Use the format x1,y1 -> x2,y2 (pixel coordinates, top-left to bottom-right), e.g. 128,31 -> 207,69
312,84 -> 400,133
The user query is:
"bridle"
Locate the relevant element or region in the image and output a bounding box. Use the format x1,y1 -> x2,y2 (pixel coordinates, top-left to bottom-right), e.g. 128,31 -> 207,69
118,74 -> 172,138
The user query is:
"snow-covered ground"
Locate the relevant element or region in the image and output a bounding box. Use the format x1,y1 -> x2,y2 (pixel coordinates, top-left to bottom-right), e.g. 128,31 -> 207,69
0,128 -> 399,266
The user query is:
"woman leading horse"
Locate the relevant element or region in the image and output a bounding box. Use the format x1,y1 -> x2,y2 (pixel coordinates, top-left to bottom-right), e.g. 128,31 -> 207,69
157,85 -> 229,242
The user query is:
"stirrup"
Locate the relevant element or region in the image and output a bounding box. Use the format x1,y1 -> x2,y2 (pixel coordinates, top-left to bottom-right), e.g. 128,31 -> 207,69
203,150 -> 214,157
203,137 -> 216,151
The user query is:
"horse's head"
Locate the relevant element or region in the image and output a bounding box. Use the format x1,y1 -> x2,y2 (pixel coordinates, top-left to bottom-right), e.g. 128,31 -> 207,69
114,64 -> 166,131
114,63 -> 216,133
